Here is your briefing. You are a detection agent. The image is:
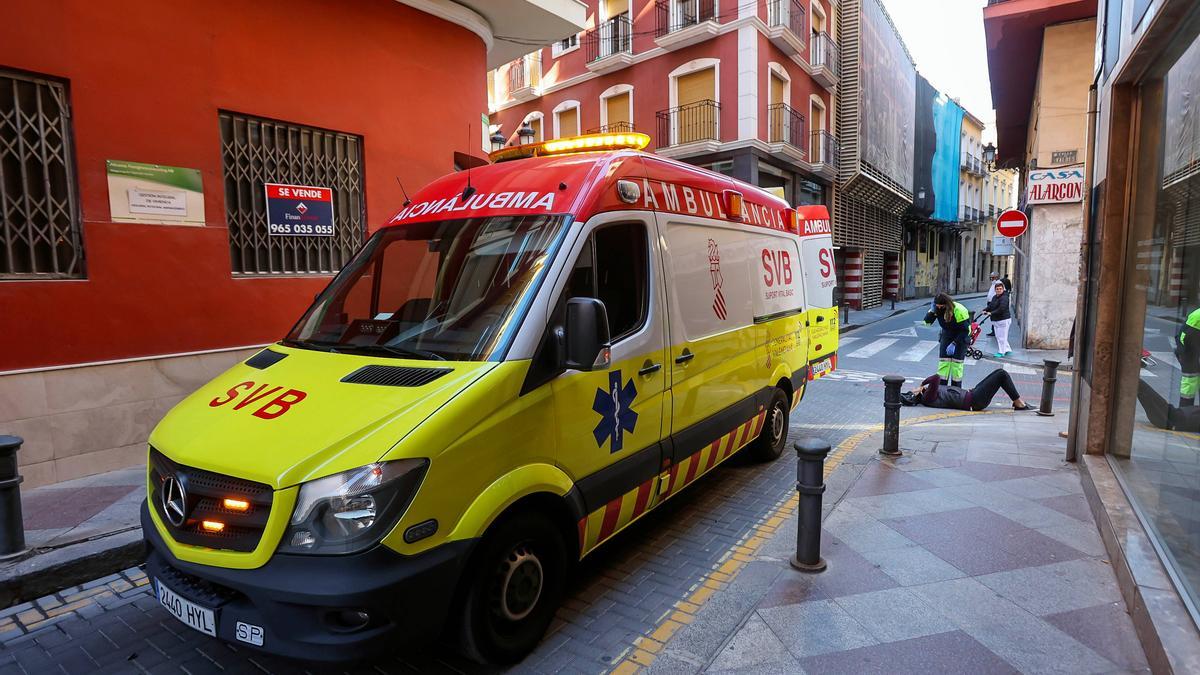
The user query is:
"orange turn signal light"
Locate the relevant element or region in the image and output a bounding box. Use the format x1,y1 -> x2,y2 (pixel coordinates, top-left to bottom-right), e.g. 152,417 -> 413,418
223,498 -> 250,512
201,520 -> 226,533
723,190 -> 744,220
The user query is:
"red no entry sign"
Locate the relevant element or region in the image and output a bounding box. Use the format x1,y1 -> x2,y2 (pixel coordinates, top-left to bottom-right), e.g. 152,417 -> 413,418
997,209 -> 1029,238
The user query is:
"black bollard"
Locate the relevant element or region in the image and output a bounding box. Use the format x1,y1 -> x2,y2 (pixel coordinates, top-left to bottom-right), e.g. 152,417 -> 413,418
880,375 -> 906,456
1036,360 -> 1060,417
790,437 -> 830,573
0,435 -> 25,559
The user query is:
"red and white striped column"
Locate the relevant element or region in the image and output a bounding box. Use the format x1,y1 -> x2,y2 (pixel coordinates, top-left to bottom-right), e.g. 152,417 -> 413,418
1169,248 -> 1185,306
842,249 -> 864,310
884,255 -> 900,300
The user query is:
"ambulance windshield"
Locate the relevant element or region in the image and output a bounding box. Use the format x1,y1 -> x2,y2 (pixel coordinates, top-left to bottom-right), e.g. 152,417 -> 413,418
284,214 -> 568,361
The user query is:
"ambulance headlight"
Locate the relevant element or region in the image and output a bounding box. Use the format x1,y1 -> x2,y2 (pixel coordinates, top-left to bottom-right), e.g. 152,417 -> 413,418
281,459 -> 428,555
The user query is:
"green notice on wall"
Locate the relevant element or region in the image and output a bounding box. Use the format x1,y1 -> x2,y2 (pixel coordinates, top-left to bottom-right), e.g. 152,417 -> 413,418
106,159 -> 205,225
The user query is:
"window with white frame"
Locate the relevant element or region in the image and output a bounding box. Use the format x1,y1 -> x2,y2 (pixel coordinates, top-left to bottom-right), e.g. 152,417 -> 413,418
553,101 -> 581,138
552,34 -> 579,57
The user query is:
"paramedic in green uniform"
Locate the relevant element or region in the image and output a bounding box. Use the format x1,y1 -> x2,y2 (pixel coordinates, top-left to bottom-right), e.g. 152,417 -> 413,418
925,292 -> 972,387
1176,306 -> 1200,406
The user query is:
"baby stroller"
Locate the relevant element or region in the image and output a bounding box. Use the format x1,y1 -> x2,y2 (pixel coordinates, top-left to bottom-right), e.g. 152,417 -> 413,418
965,313 -> 990,360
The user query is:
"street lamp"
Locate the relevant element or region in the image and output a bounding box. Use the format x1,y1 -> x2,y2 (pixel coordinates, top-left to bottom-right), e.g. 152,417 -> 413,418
983,142 -> 998,173
517,122 -> 535,146
490,131 -> 506,152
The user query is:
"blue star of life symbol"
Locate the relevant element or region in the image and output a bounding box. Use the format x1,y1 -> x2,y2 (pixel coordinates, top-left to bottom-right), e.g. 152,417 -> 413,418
592,370 -> 638,453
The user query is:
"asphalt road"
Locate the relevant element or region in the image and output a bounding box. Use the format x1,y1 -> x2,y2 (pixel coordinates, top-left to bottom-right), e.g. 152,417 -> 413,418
0,299 -> 1069,675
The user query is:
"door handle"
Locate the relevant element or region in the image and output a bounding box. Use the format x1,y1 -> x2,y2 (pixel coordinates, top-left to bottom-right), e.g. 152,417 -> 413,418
675,349 -> 695,364
638,361 -> 662,376
816,316 -> 826,322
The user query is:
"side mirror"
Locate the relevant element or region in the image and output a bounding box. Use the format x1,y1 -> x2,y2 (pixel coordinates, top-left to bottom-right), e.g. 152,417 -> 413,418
564,297 -> 611,371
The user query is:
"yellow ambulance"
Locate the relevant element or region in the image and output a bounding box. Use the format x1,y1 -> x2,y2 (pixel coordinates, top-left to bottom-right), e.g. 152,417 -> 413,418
142,133 -> 838,664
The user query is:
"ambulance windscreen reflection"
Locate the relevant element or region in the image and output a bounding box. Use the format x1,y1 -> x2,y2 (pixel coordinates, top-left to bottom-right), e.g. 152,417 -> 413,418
284,214 -> 568,361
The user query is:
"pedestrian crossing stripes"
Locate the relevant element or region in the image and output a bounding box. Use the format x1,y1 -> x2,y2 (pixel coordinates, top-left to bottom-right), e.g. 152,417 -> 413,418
897,340 -> 938,362
846,338 -> 896,358
833,333 -> 1051,375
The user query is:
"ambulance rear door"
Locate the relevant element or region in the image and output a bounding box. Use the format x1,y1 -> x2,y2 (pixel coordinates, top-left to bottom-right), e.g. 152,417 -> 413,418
797,206 -> 838,379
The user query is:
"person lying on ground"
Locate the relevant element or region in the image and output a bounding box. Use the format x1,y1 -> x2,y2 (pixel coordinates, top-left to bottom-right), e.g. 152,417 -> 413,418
1137,379 -> 1200,432
903,369 -> 1033,411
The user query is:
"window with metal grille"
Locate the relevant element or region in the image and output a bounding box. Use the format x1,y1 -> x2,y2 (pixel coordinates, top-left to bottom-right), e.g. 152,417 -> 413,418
219,111 -> 365,275
0,70 -> 83,279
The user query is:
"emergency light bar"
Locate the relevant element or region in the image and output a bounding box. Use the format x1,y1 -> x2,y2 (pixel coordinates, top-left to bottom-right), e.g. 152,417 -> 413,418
489,132 -> 652,163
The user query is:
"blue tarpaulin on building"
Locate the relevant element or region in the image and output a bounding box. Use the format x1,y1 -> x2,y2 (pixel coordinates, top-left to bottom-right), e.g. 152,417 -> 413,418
931,94 -> 964,223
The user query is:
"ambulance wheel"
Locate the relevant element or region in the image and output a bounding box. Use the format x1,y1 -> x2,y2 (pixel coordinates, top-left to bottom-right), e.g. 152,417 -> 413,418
458,510 -> 567,665
748,388 -> 790,462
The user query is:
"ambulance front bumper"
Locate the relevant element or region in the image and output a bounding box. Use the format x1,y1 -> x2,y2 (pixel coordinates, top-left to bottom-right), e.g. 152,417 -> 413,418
141,501 -> 474,663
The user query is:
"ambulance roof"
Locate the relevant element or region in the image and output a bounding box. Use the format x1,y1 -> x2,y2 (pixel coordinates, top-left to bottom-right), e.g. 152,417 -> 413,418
385,150 -> 830,237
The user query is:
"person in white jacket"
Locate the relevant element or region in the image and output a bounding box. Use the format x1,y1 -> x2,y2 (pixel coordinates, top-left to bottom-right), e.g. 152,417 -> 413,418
985,272 -> 1000,336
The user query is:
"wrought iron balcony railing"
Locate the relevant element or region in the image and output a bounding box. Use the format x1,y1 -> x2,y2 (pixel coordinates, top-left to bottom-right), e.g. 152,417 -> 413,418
506,53 -> 539,92
656,99 -> 720,147
810,32 -> 839,76
810,130 -> 839,170
767,103 -> 806,153
767,0 -> 806,39
585,14 -> 633,63
587,121 -> 636,134
655,0 -> 718,38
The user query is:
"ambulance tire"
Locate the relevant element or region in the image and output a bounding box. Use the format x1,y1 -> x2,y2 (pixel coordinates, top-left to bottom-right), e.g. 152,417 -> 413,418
747,388 -> 790,462
458,510 -> 567,665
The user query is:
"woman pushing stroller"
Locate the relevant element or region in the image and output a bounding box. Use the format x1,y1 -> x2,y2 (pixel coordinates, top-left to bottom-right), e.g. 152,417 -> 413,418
924,293 -> 972,387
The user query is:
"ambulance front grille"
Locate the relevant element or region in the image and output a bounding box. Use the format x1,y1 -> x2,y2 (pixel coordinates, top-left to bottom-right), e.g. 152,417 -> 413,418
340,364 -> 452,387
149,448 -> 274,553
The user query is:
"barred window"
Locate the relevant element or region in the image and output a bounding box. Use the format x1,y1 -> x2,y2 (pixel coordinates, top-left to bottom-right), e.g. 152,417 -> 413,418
219,111 -> 365,275
0,69 -> 83,278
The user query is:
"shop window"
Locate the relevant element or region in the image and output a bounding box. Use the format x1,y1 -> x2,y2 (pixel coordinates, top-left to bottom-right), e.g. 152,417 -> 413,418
0,69 -> 83,278
1117,29 -> 1200,618
218,111 -> 365,275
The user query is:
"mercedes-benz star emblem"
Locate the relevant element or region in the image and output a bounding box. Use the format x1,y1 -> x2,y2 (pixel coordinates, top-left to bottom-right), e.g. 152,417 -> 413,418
162,476 -> 187,527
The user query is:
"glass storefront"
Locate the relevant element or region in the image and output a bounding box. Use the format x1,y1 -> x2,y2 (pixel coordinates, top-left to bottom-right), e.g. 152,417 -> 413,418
1115,25 -> 1200,618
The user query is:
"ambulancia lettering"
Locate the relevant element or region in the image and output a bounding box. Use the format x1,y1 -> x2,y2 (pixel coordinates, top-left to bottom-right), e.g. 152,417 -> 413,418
803,219 -> 832,236
209,381 -> 307,420
390,191 -> 556,222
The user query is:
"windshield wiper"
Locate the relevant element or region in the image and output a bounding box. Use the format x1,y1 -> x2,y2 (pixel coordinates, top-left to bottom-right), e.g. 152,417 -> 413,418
279,338 -> 339,353
333,343 -> 447,361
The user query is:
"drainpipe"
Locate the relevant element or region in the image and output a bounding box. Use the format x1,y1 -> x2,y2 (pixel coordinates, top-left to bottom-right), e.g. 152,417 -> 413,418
1065,83 -> 1100,463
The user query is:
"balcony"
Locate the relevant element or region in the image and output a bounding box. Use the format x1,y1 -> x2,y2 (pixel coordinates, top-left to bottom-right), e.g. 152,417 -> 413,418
766,0 -> 807,57
767,103 -> 807,164
587,121 -> 636,133
655,0 -> 720,51
810,130 -> 839,179
505,53 -> 540,103
585,15 -> 634,74
656,100 -> 720,156
809,32 -> 839,90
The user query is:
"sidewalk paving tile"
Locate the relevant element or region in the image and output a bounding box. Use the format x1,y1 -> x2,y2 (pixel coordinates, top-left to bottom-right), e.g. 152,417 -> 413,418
1036,493 -> 1092,522
858,545 -> 967,587
706,615 -> 796,673
831,587 -> 958,643
1044,603 -> 1151,672
962,611 -> 1117,674
1035,521 -> 1108,557
989,476 -> 1072,500
974,558 -> 1123,617
796,630 -> 1019,675
902,467 -> 980,487
843,463 -> 935,497
756,600 -> 877,659
842,487 -> 975,520
905,577 -> 1033,630
952,460 -> 1057,483
820,505 -> 915,555
883,507 -> 1086,575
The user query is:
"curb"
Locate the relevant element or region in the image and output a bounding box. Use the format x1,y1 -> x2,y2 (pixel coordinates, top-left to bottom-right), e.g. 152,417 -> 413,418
980,353 -> 1075,372
840,292 -> 990,334
0,528 -> 145,609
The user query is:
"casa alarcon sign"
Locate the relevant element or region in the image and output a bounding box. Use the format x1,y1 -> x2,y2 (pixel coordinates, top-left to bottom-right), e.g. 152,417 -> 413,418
264,183 -> 335,236
1026,168 -> 1085,204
